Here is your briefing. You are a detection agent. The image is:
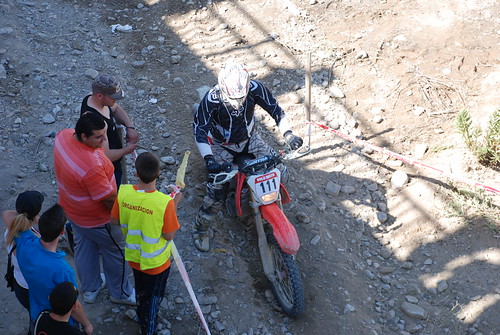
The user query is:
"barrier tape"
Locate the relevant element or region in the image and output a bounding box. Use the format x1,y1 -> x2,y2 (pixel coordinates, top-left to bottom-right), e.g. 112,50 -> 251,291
167,184 -> 181,198
310,122 -> 500,195
170,151 -> 211,334
171,242 -> 212,335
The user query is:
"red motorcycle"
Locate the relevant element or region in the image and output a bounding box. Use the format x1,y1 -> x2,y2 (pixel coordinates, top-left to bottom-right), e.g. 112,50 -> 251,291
212,153 -> 304,318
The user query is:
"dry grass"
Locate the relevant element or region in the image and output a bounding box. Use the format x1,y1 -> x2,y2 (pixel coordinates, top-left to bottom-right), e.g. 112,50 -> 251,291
442,184 -> 499,232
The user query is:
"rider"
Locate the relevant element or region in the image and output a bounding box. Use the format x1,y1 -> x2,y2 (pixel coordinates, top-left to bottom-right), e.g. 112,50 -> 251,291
192,63 -> 303,252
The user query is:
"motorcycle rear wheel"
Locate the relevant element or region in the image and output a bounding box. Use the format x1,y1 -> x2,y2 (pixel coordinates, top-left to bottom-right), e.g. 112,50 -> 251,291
266,234 -> 304,318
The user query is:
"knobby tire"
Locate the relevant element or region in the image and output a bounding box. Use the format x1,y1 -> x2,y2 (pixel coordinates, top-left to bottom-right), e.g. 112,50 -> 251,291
266,234 -> 304,318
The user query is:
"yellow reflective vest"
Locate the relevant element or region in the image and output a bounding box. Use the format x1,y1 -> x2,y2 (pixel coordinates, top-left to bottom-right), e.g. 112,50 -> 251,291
117,185 -> 173,270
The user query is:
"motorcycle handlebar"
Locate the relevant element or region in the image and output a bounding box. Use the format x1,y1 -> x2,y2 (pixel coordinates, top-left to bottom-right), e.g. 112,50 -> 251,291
210,154 -> 282,185
211,169 -> 238,185
240,154 -> 281,174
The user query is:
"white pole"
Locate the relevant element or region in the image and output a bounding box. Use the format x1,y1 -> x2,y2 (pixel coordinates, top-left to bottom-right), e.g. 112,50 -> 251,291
305,52 -> 312,148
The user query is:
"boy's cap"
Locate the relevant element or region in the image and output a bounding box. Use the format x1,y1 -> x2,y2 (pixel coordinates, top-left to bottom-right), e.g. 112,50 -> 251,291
92,74 -> 125,100
16,191 -> 44,221
49,282 -> 79,316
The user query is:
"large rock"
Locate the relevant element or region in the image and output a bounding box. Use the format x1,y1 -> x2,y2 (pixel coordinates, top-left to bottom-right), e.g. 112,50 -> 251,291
391,170 -> 408,189
329,86 -> 345,98
161,156 -> 176,165
401,302 -> 427,320
42,114 -> 56,124
325,181 -> 341,196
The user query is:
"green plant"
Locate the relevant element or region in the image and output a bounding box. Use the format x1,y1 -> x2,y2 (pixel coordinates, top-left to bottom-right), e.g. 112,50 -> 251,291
442,183 -> 498,228
485,222 -> 500,234
456,109 -> 500,167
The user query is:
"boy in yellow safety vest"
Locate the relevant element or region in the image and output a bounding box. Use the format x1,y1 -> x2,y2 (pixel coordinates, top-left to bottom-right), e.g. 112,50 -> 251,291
111,152 -> 182,335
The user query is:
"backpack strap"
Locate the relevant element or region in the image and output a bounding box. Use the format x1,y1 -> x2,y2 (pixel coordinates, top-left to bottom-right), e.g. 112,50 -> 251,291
7,244 -> 16,274
5,244 -> 17,291
33,310 -> 50,334
8,243 -> 16,260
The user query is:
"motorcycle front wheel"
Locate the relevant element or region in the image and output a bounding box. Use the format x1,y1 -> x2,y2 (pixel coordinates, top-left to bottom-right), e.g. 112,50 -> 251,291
266,234 -> 304,318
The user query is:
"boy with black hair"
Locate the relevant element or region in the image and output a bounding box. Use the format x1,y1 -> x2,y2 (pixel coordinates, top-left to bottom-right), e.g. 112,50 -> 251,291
34,281 -> 84,334
111,152 -> 181,335
38,204 -> 67,243
16,204 -> 93,334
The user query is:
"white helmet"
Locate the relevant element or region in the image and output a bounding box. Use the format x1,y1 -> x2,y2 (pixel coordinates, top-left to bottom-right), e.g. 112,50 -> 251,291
218,63 -> 250,110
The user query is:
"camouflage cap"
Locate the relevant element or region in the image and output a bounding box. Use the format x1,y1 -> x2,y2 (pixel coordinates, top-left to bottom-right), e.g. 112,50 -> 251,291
92,74 -> 125,100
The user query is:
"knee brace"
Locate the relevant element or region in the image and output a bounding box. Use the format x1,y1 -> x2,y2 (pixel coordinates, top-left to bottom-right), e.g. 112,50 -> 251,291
206,181 -> 229,202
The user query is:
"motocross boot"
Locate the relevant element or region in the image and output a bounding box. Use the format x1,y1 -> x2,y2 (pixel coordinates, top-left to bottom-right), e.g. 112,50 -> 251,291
193,210 -> 214,252
193,182 -> 227,252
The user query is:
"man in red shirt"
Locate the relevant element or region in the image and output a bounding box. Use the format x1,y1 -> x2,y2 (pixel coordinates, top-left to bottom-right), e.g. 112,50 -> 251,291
54,112 -> 135,305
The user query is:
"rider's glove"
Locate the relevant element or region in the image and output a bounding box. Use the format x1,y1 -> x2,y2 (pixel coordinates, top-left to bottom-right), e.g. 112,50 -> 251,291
221,162 -> 233,173
284,130 -> 303,150
204,155 -> 221,174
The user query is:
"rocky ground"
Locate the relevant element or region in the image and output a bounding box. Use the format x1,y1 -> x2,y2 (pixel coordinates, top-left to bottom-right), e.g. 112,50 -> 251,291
0,0 -> 499,335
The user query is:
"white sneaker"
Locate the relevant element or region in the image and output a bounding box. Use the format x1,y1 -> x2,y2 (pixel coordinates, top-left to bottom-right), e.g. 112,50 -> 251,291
110,288 -> 137,306
83,273 -> 106,304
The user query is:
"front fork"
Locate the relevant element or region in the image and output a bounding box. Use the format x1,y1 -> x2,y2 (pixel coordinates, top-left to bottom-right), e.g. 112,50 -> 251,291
251,193 -> 276,280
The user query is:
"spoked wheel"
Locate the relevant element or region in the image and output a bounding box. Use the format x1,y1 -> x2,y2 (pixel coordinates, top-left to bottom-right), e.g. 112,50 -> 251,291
266,234 -> 304,318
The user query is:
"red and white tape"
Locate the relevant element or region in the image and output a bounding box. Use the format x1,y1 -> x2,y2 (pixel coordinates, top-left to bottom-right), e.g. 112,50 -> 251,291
168,184 -> 181,198
171,242 -> 212,335
311,122 -> 500,195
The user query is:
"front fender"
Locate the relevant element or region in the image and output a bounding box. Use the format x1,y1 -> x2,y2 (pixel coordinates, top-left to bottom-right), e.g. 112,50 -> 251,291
260,203 -> 300,254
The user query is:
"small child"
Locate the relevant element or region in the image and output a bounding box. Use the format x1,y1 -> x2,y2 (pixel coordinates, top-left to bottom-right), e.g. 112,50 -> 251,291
34,281 -> 84,335
111,152 -> 181,335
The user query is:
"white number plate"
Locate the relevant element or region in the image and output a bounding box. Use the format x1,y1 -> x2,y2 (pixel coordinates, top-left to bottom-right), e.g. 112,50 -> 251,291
248,169 -> 281,198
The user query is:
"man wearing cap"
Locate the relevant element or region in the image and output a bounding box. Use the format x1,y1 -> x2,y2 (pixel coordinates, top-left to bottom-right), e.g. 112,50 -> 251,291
81,73 -> 138,186
54,112 -> 135,306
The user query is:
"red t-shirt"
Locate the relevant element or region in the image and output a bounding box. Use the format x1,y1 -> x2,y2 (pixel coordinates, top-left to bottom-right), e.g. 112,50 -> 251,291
54,129 -> 117,228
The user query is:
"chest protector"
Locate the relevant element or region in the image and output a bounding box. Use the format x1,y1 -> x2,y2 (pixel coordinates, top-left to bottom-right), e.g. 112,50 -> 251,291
118,185 -> 173,270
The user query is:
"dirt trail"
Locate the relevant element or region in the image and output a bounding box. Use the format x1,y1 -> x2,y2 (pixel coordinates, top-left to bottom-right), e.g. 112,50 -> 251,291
0,0 -> 499,334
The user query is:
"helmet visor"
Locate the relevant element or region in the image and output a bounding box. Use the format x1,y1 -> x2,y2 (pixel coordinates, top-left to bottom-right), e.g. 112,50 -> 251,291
222,91 -> 247,110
